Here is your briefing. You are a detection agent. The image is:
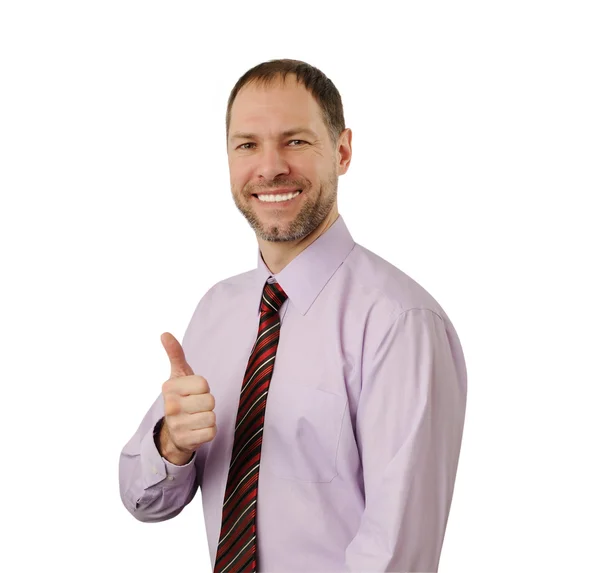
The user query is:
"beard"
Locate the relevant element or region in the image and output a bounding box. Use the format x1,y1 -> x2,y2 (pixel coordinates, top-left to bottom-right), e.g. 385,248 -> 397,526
231,168 -> 338,243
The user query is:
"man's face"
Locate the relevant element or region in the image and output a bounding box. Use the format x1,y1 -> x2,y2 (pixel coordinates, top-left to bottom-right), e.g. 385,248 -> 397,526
227,75 -> 343,242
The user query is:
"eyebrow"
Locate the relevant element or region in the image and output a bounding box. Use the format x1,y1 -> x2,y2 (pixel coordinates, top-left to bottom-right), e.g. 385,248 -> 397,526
230,127 -> 319,141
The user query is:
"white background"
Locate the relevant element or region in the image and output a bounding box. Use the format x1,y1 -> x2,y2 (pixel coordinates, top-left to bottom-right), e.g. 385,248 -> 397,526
1,1 -> 599,571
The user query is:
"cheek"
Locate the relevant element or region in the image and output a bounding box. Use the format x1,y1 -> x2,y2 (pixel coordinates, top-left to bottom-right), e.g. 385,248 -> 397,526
229,165 -> 251,190
288,159 -> 316,183
301,155 -> 327,176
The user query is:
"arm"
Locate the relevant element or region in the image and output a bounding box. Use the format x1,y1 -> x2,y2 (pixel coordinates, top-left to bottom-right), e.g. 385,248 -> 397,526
345,308 -> 467,572
118,392 -> 198,523
119,288 -> 216,522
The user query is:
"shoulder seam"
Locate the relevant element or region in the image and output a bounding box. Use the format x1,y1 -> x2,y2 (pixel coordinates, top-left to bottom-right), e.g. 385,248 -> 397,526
392,306 -> 445,324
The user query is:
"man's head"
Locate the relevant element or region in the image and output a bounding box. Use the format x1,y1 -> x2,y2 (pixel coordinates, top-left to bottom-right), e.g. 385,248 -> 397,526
226,59 -> 352,243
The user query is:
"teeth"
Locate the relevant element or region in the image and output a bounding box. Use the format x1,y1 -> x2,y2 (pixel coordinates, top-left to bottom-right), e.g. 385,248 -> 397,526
257,191 -> 300,202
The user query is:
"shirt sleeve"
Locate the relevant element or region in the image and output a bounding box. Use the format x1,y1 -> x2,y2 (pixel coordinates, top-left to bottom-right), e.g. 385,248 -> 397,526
344,308 -> 467,572
118,288 -> 217,523
118,392 -> 199,523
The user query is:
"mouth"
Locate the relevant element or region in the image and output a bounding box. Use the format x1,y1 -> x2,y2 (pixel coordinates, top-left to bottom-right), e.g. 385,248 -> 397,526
251,189 -> 303,206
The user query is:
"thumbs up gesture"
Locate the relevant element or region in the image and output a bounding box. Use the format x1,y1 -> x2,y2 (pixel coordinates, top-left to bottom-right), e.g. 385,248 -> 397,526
158,332 -> 217,465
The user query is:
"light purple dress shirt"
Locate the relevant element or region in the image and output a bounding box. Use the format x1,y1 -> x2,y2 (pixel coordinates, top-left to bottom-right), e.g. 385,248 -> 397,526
119,214 -> 467,572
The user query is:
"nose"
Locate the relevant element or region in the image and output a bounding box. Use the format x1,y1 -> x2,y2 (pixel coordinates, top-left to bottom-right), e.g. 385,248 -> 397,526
257,146 -> 290,182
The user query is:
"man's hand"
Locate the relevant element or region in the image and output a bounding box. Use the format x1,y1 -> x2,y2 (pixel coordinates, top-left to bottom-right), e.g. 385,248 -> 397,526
158,332 -> 217,465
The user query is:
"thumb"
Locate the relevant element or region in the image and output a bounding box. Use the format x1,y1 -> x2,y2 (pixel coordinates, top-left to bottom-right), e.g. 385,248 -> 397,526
161,332 -> 194,378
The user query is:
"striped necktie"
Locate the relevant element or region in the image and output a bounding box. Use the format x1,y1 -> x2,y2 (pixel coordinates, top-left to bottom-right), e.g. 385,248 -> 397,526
214,279 -> 288,573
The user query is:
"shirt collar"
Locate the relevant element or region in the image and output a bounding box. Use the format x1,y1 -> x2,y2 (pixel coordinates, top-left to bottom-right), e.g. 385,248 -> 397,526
254,214 -> 356,316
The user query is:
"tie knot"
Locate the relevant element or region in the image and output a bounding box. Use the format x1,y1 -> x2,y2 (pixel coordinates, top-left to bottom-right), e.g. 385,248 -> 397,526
261,281 -> 288,314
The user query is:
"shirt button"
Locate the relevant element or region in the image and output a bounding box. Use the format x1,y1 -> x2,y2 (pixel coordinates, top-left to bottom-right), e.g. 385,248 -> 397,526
167,476 -> 175,481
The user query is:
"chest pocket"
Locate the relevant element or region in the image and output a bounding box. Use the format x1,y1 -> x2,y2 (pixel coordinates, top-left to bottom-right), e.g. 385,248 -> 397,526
261,383 -> 347,483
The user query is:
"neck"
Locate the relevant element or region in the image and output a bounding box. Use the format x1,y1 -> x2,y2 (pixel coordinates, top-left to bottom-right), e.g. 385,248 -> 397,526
258,208 -> 339,275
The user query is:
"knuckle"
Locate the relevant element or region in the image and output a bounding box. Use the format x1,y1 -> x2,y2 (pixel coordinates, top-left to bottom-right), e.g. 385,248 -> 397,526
195,430 -> 209,446
205,393 -> 216,410
204,410 -> 216,427
196,376 -> 209,393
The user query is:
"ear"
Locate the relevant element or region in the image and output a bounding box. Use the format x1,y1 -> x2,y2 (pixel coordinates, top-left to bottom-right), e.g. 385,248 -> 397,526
336,128 -> 352,176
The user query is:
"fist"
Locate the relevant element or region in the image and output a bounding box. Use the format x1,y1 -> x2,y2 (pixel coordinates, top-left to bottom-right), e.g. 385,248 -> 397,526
159,332 -> 217,460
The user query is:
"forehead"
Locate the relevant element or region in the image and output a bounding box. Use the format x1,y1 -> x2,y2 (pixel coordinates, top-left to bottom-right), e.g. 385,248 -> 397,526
229,75 -> 324,134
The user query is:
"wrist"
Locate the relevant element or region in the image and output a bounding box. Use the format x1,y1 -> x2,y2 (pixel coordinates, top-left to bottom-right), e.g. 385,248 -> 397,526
154,418 -> 194,466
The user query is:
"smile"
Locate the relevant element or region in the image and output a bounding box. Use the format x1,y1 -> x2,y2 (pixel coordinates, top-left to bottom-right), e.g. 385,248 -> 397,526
252,190 -> 302,204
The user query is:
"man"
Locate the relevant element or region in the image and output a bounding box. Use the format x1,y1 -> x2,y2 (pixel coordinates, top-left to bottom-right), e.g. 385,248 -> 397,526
119,59 -> 468,572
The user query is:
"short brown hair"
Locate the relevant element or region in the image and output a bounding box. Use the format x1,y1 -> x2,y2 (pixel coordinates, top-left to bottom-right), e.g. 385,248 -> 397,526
226,59 -> 346,146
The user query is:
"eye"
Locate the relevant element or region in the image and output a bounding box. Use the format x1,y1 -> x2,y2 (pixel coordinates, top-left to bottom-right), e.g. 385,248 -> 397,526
288,140 -> 307,146
238,142 -> 256,150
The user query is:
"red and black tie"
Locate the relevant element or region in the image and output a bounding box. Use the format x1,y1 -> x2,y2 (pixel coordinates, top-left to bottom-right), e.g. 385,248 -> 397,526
214,280 -> 288,573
